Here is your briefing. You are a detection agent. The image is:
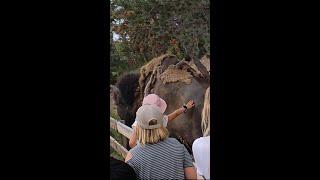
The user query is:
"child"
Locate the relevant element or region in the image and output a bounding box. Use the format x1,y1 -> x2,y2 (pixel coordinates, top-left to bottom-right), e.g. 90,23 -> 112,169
129,94 -> 195,148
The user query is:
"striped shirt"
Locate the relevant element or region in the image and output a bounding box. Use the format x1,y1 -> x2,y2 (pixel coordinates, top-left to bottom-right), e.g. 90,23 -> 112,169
127,138 -> 194,180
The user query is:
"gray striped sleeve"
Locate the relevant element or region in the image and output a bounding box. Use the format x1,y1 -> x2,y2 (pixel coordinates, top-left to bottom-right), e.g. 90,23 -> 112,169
183,146 -> 194,168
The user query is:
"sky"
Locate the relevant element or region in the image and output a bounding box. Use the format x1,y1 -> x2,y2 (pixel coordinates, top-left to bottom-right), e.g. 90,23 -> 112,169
113,33 -> 120,41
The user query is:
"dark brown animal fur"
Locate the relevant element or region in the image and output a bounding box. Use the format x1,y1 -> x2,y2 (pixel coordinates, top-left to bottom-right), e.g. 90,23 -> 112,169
113,73 -> 141,126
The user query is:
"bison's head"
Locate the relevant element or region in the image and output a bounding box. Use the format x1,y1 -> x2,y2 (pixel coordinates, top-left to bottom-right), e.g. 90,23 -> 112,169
110,73 -> 141,126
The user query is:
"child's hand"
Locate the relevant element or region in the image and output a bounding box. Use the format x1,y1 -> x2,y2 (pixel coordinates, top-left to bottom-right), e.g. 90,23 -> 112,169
186,100 -> 195,109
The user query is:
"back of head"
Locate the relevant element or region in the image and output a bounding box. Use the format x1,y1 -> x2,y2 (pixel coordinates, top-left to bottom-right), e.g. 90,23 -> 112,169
135,125 -> 169,145
202,87 -> 210,137
110,157 -> 137,180
135,105 -> 169,144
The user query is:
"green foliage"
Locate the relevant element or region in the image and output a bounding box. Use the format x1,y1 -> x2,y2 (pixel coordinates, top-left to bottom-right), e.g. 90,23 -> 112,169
110,0 -> 210,83
110,98 -> 124,160
110,129 -> 124,161
110,41 -> 128,84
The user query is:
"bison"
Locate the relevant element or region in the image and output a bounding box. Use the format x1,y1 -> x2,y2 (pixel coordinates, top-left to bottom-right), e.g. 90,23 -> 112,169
111,54 -> 210,152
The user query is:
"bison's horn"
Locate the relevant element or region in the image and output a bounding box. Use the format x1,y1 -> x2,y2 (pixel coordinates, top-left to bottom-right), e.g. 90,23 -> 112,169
193,57 -> 210,81
144,69 -> 157,97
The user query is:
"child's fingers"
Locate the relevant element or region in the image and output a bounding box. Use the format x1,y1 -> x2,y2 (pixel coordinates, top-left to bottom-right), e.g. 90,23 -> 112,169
187,100 -> 195,108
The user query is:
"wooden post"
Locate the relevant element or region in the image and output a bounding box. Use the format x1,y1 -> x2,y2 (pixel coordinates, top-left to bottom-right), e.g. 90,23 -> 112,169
119,120 -> 128,148
110,136 -> 128,159
110,117 -> 133,149
110,117 -> 133,139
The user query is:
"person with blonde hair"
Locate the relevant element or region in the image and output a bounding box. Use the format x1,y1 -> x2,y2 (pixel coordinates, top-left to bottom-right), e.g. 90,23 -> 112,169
192,87 -> 210,179
129,93 -> 195,148
125,105 -> 197,179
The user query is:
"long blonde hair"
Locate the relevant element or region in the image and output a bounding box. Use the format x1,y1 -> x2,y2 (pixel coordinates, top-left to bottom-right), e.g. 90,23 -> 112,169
201,87 -> 210,137
135,125 -> 169,145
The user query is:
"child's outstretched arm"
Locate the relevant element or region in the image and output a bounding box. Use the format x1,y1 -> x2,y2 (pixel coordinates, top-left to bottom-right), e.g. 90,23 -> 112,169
167,100 -> 195,121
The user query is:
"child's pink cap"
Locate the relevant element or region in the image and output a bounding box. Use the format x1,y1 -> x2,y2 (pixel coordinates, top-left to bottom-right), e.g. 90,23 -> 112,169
142,94 -> 167,113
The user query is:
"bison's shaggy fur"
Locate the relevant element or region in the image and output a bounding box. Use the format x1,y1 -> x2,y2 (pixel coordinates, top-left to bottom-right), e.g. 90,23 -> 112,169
138,54 -> 211,96
116,54 -> 210,108
116,72 -> 140,106
139,54 -> 176,78
138,54 -> 177,97
160,65 -> 193,84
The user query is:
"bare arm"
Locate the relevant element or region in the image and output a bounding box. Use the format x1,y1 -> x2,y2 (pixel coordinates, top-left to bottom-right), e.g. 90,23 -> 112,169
167,100 -> 195,121
125,152 -> 132,163
129,127 -> 137,148
167,107 -> 185,121
184,166 -> 197,180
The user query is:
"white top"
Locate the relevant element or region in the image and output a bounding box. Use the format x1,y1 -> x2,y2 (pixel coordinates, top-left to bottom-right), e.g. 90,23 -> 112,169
131,115 -> 168,128
192,136 -> 210,179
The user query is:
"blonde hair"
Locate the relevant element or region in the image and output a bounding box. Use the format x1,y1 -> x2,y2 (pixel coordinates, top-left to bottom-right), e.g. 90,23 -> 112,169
201,87 -> 210,137
135,125 -> 169,145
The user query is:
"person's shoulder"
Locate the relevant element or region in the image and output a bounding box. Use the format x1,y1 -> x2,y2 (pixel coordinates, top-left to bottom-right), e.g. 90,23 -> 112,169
128,144 -> 141,154
167,137 -> 180,143
166,138 -> 184,147
194,136 -> 210,143
192,136 -> 210,149
193,137 -> 204,146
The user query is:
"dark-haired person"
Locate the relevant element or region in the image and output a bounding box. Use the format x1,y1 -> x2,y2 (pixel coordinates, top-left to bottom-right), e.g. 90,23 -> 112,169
125,105 -> 197,179
110,156 -> 137,180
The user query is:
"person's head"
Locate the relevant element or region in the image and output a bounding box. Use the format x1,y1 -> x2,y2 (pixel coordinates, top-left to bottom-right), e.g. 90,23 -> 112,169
142,94 -> 167,113
110,156 -> 137,180
135,105 -> 169,144
201,87 -> 210,137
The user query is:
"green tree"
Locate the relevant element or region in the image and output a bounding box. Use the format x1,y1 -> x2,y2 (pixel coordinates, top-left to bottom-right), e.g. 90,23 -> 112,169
110,0 -> 210,81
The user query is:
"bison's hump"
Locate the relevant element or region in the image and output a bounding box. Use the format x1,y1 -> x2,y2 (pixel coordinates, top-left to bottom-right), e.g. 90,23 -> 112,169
160,65 -> 193,84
